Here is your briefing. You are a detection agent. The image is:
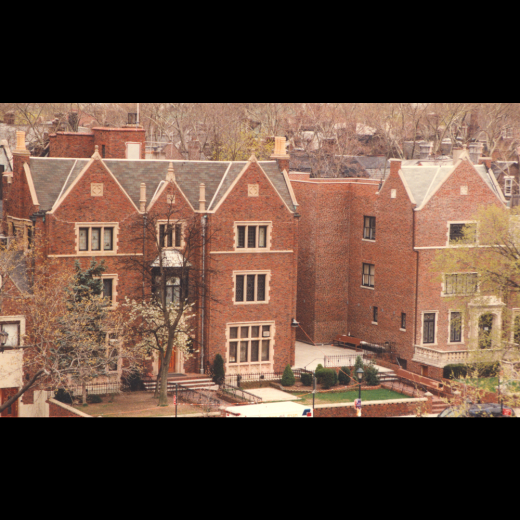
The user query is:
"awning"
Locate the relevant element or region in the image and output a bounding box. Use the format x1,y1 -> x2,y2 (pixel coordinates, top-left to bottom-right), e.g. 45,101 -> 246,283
151,250 -> 191,268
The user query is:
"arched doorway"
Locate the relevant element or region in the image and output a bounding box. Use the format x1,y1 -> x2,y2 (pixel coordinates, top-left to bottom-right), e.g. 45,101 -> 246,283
479,313 -> 494,350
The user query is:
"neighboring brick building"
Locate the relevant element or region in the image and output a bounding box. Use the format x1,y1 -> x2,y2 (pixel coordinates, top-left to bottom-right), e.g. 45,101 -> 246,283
2,131 -> 299,382
291,149 -> 507,378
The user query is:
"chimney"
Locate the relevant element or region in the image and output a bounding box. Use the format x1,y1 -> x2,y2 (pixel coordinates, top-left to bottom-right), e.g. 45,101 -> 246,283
453,148 -> 463,163
479,157 -> 493,169
188,138 -> 201,161
4,112 -> 15,125
389,158 -> 402,176
166,163 -> 176,183
199,184 -> 206,212
128,113 -> 138,126
15,131 -> 29,155
140,183 -> 147,212
322,137 -> 337,155
469,143 -> 483,165
420,142 -> 433,160
68,111 -> 79,132
271,136 -> 291,172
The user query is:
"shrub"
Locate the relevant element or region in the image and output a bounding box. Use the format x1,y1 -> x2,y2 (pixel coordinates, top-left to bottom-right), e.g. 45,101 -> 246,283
123,368 -> 144,392
321,369 -> 337,390
212,354 -> 226,385
282,365 -> 296,387
54,389 -> 73,405
444,363 -> 499,380
364,363 -> 380,386
339,367 -> 351,386
301,373 -> 314,387
354,357 -> 364,382
88,394 -> 103,404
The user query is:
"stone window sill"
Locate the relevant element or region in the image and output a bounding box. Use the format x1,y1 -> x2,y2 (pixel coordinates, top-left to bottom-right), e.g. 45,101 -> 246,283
361,286 -> 375,291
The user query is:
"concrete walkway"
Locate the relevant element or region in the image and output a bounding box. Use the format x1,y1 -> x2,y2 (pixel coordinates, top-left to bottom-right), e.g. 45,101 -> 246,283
294,341 -> 394,374
246,388 -> 300,403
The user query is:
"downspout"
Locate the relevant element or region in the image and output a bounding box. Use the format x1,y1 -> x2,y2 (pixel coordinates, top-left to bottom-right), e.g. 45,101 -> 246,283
200,214 -> 208,374
413,208 -> 419,357
142,214 -> 147,301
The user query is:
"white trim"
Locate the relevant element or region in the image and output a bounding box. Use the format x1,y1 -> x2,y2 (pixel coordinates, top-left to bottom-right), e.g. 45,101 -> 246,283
282,169 -> 299,209
234,222 -> 272,252
75,223 -> 119,256
54,159 -> 78,210
208,162 -> 232,211
0,316 -> 26,347
210,250 -> 293,255
447,309 -> 465,346
446,220 -> 477,248
421,311 -> 439,347
48,254 -> 143,258
226,321 -> 275,370
360,286 -> 375,291
290,180 -> 379,186
95,274 -> 119,309
398,169 -> 417,205
22,163 -> 40,208
147,177 -> 195,213
125,142 -> 142,160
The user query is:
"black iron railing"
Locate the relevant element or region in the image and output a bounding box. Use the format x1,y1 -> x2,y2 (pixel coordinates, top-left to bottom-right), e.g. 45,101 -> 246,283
225,369 -> 313,387
219,384 -> 262,404
169,384 -> 222,408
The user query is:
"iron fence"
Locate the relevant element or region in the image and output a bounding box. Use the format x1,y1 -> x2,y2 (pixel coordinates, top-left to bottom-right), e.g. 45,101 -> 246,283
324,354 -> 365,368
219,384 -> 262,404
55,381 -> 124,399
225,369 -> 313,387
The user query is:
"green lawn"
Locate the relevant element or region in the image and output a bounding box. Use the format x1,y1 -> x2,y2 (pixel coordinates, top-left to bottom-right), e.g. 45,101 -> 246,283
458,378 -> 520,394
290,389 -> 408,406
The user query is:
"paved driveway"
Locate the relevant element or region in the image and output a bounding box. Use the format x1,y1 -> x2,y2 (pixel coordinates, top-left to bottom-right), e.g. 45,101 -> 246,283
294,341 -> 394,373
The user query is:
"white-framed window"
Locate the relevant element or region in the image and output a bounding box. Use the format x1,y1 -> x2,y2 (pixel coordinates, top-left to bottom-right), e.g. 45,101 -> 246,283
449,312 -> 463,344
76,224 -> 119,255
363,217 -> 376,241
448,222 -> 477,246
234,271 -> 270,304
444,273 -> 479,296
422,312 -> 438,346
97,274 -> 118,308
362,263 -> 375,288
157,221 -> 183,249
1,322 -> 20,347
227,322 -> 274,366
505,177 -> 514,197
234,222 -> 271,251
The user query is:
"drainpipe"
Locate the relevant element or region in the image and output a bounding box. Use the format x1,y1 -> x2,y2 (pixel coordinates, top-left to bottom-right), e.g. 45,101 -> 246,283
200,214 -> 208,374
142,214 -> 147,301
413,208 -> 419,358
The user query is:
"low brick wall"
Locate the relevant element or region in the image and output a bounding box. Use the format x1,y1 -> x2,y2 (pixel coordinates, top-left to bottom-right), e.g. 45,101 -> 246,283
315,396 -> 432,418
48,399 -> 92,418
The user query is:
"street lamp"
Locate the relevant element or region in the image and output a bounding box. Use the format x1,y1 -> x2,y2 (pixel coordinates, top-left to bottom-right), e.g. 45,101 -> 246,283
356,368 -> 365,401
0,330 -> 9,354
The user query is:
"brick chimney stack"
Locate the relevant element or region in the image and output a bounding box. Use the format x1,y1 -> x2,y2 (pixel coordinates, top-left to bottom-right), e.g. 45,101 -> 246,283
469,143 -> 483,165
188,137 -> 201,161
271,136 -> 291,172
4,112 -> 15,125
15,132 -> 29,156
420,143 -> 433,160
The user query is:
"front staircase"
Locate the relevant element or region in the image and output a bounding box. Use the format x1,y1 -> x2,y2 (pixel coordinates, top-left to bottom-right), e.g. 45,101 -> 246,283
143,374 -> 219,393
431,396 -> 449,415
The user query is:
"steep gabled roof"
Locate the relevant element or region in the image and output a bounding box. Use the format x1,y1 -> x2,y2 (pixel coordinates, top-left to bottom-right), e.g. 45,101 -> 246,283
399,160 -> 504,210
28,158 -> 296,213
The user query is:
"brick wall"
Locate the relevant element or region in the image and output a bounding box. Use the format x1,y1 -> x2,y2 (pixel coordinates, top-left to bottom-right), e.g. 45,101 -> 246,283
49,133 -> 95,158
314,396 -> 432,418
48,399 -> 92,418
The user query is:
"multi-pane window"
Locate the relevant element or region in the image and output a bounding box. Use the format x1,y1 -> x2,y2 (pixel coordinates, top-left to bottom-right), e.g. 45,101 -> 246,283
155,276 -> 182,305
229,325 -> 272,364
364,217 -> 376,241
79,226 -> 115,252
449,223 -> 476,244
445,274 -> 478,295
373,307 -> 378,324
236,224 -> 269,250
401,313 -> 407,330
1,323 -> 20,347
103,279 -> 113,302
505,177 -> 514,197
235,273 -> 268,303
159,224 -> 182,248
362,264 -> 375,288
450,313 -> 463,343
423,313 -> 436,344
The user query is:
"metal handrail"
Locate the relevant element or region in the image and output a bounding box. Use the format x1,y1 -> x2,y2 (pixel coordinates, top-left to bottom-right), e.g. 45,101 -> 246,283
220,383 -> 262,405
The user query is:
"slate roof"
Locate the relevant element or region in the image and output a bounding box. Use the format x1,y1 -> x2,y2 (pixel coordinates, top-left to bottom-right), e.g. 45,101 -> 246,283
28,158 -> 295,213
400,162 -> 501,208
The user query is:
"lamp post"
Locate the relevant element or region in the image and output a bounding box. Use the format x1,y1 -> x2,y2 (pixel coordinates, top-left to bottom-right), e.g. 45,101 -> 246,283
356,368 -> 365,401
0,330 -> 9,354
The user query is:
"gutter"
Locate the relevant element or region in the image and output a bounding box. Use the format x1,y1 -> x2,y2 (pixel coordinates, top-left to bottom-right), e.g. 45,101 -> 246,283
200,215 -> 208,374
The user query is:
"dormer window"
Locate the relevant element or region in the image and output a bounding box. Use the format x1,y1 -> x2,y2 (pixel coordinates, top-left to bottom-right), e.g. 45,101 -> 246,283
158,223 -> 183,249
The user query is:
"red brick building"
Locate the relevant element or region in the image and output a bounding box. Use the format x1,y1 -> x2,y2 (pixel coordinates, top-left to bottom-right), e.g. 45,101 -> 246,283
291,149 -> 507,378
2,130 -> 299,383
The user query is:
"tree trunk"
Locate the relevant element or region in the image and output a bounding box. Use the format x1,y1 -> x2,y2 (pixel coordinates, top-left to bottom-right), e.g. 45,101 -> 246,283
158,363 -> 169,407
82,383 -> 87,405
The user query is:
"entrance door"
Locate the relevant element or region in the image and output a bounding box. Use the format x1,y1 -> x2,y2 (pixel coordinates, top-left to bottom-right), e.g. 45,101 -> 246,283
479,314 -> 494,350
160,351 -> 177,374
1,388 -> 19,418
